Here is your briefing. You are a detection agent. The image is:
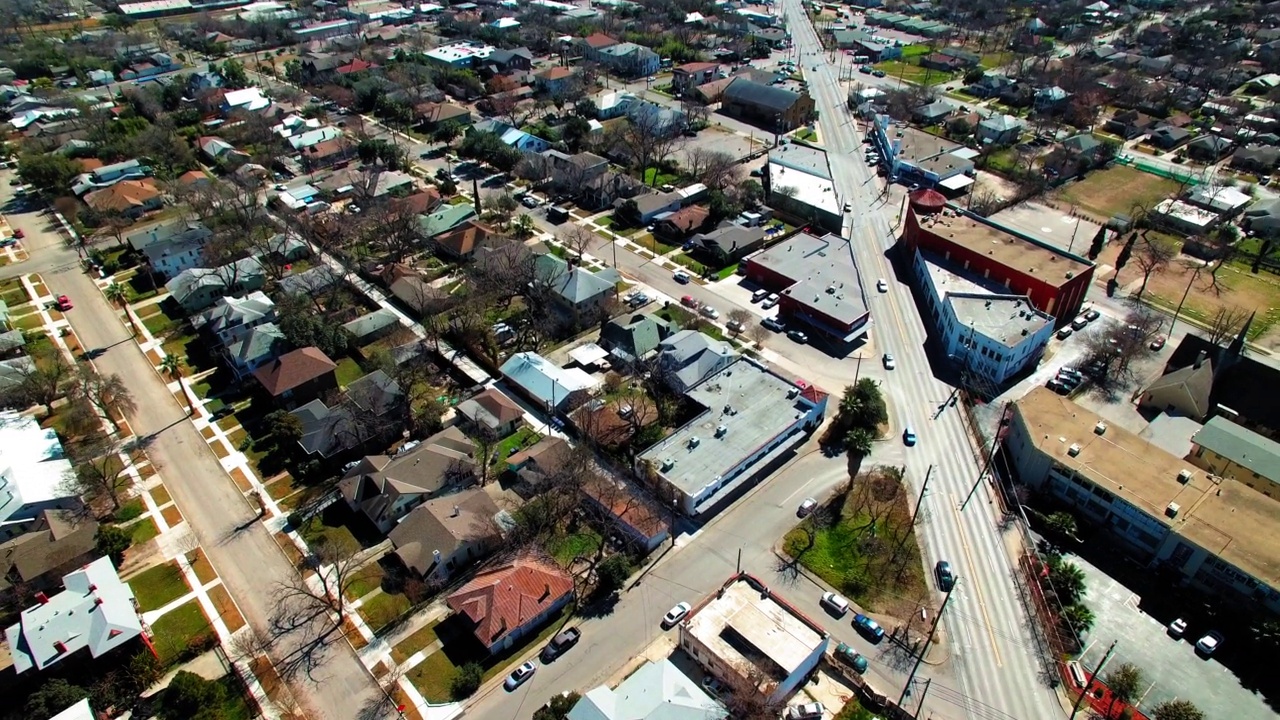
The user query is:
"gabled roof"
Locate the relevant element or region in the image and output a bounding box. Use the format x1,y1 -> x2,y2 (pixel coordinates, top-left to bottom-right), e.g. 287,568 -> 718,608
390,488 -> 500,574
568,659 -> 724,720
226,322 -> 288,367
192,290 -> 275,334
84,179 -> 160,212
1144,356 -> 1213,418
722,77 -> 802,113
253,347 -> 336,396
0,510 -> 97,592
341,308 -> 400,340
456,387 -> 524,432
582,33 -> 619,49
553,266 -> 621,305
446,555 -> 573,647
1192,416 -> 1280,483
419,202 -> 479,239
338,426 -> 476,512
434,220 -> 494,256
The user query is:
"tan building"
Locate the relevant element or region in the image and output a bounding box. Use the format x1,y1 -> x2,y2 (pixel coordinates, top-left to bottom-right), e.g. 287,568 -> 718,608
1005,387 -> 1280,614
1137,352 -> 1213,421
1190,416 -> 1280,496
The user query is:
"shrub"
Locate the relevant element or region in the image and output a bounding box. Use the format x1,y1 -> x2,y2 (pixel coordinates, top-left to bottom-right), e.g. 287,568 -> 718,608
450,662 -> 484,699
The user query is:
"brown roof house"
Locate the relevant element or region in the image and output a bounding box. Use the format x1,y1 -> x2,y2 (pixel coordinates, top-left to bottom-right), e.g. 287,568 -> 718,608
389,487 -> 501,579
456,387 -> 525,438
582,475 -> 670,552
445,554 -> 574,653
653,205 -> 711,241
434,220 -> 498,260
1138,351 -> 1214,421
0,510 -> 98,596
84,179 -> 162,218
338,426 -> 477,533
252,347 -> 338,409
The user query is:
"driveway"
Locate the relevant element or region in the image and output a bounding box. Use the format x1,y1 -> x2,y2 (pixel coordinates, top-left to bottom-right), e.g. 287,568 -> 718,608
0,175 -> 384,720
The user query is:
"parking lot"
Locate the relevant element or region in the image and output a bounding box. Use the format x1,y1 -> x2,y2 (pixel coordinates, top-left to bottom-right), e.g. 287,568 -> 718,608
1074,554 -> 1276,720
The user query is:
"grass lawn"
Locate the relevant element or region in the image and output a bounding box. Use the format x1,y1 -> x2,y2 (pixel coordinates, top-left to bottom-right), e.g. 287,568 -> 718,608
346,562 -> 386,600
408,649 -> 458,703
150,600 -> 215,666
547,529 -> 602,567
116,497 -> 145,522
358,591 -> 411,631
980,51 -> 1014,69
1054,165 -> 1180,221
492,426 -> 541,466
672,253 -> 709,276
335,357 -> 366,388
793,127 -> 817,142
874,60 -> 953,86
985,148 -> 1018,175
656,305 -> 695,328
13,313 -> 43,331
141,302 -> 182,337
900,44 -> 930,59
716,264 -> 740,280
391,619 -> 442,665
642,167 -> 679,187
213,676 -> 258,720
131,517 -> 160,544
128,561 -> 190,611
297,511 -> 362,551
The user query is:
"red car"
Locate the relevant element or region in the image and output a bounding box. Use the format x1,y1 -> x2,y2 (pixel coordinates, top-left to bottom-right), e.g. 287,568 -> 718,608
680,295 -> 697,308
12,228 -> 23,239
54,295 -> 72,311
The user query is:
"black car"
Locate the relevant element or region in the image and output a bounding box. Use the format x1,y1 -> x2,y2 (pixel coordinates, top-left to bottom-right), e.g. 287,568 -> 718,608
540,627 -> 581,662
935,561 -> 956,592
1084,309 -> 1101,322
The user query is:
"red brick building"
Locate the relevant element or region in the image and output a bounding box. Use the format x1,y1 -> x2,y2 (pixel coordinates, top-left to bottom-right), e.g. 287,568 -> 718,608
901,199 -> 1094,324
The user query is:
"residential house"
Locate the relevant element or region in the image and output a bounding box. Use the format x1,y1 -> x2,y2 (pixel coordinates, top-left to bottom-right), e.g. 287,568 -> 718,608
299,138 -> 355,170
0,510 -> 98,597
506,436 -> 572,480
415,102 -> 472,131
997,83 -> 1035,108
1149,124 -> 1191,150
600,313 -> 673,363
1034,86 -> 1071,112
198,136 -> 250,167
500,352 -> 600,413
540,254 -> 622,321
720,79 -> 815,131
455,387 -> 525,438
1233,145 -> 1280,173
920,52 -> 968,72
342,309 -> 401,347
1189,416 -> 1280,492
292,370 -> 405,458
252,347 -> 338,409
582,171 -> 643,210
652,205 -> 711,242
483,48 -> 533,75
1045,133 -> 1108,177
389,488 -> 501,578
433,220 -> 495,260
1105,110 -> 1157,139
690,224 -> 767,265
224,323 -> 289,380
187,70 -> 224,94
533,66 -> 577,95
165,257 -> 266,313
220,87 -> 271,115
966,73 -> 1014,99
617,191 -> 682,224
581,475 -> 671,552
566,659 -> 722,720
277,266 -> 341,298
338,426 -> 477,533
388,273 -> 450,315
541,150 -> 609,193
1245,199 -> 1280,238
1138,351 -> 1214,420
192,291 -> 276,348
913,100 -> 954,126
471,119 -> 550,154
127,221 -> 214,277
579,31 -> 618,59
0,412 -> 78,541
5,557 -> 141,673
84,180 -> 162,218
419,202 -> 479,244
1187,135 -> 1233,162
976,113 -> 1025,145
595,42 -> 660,78
656,330 -> 738,393
445,555 -> 574,653
672,62 -> 720,94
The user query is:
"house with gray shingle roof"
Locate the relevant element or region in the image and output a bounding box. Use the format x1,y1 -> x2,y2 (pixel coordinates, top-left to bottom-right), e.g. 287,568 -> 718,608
165,257 -> 266,313
342,309 -> 401,346
223,322 -> 289,379
567,658 -> 725,720
601,313 -> 673,363
656,330 -> 738,393
544,258 -> 621,321
192,291 -> 276,348
977,113 -> 1025,145
5,557 -> 141,673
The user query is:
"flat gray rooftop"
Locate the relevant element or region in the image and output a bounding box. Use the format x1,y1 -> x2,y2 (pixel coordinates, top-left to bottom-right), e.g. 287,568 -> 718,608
639,359 -> 809,496
922,251 -> 1050,347
895,126 -> 963,164
768,143 -> 832,180
754,233 -> 868,326
684,577 -> 825,680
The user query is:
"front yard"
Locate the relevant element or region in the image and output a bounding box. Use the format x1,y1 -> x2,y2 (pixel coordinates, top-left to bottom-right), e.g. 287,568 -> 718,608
128,560 -> 190,611
150,600 -> 216,666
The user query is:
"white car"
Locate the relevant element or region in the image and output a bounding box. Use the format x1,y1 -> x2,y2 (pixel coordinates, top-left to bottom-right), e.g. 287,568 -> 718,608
1195,631 -> 1223,655
876,278 -> 888,292
504,661 -> 537,690
700,305 -> 719,319
797,497 -> 817,516
672,269 -> 691,283
761,293 -> 780,309
521,195 -> 541,208
662,602 -> 691,628
820,591 -> 850,616
883,353 -> 895,370
783,702 -> 825,720
1168,618 -> 1187,638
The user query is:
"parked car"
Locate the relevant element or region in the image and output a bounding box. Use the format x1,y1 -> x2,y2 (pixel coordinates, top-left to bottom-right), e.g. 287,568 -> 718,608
1084,309 -> 1101,321
662,602 -> 691,628
762,316 -> 785,332
53,295 -> 72,311
1056,327 -> 1073,340
504,661 -> 537,691
1195,631 -> 1223,656
903,426 -> 917,446
12,228 -> 23,239
872,69 -> 887,77
521,195 -> 541,208
798,497 -> 818,516
935,560 -> 956,592
783,702 -> 825,720
673,269 -> 692,284
751,288 -> 770,303
859,64 -> 873,73
877,278 -> 888,292
1071,315 -> 1089,330
727,319 -> 744,333
1150,335 -> 1167,350
883,353 -> 895,370
853,613 -> 885,642
761,293 -> 780,309
540,627 -> 581,662
627,292 -> 650,307
701,676 -> 725,699
1168,618 -> 1188,639
821,591 -> 850,616
681,295 -> 698,308
700,305 -> 720,320
834,642 -> 869,673
787,329 -> 809,344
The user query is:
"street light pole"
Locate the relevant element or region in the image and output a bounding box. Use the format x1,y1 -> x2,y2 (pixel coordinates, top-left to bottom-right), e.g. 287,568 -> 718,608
898,579 -> 955,706
1069,640 -> 1118,720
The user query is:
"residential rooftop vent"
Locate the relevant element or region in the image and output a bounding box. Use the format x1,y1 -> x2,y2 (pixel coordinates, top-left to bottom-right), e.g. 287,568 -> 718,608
1178,469 -> 1192,484
688,436 -> 700,448
1094,422 -> 1107,435
1165,502 -> 1181,518
787,387 -> 799,399
661,458 -> 675,471
1067,443 -> 1081,457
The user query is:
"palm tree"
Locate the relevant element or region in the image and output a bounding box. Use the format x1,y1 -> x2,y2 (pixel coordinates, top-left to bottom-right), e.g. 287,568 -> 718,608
844,426 -> 875,457
161,353 -> 194,416
1045,511 -> 1078,539
1061,603 -> 1095,636
1048,559 -> 1087,605
103,282 -> 137,337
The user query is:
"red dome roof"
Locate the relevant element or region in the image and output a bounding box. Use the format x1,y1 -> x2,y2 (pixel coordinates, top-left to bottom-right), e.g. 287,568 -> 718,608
908,188 -> 947,213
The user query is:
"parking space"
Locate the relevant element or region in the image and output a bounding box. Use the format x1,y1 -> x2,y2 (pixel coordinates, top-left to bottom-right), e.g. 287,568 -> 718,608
707,274 -> 776,319
1074,554 -> 1275,720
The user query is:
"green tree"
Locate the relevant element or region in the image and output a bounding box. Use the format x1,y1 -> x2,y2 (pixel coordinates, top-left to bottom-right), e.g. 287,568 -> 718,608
963,68 -> 985,84
278,312 -> 349,358
533,691 -> 581,720
25,679 -> 88,718
264,409 -> 304,447
1045,511 -> 1078,538
17,152 -> 80,195
1104,663 -> 1144,718
433,121 -> 463,145
95,524 -> 132,565
574,98 -> 598,119
595,554 -> 632,595
450,662 -> 484,699
160,671 -> 226,720
844,426 -> 875,457
1048,558 -> 1087,605
1061,602 -> 1095,635
1151,699 -> 1204,720
218,59 -> 248,89
1114,232 -> 1137,273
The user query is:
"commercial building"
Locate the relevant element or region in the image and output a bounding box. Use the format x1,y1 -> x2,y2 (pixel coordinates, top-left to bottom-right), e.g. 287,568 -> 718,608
902,202 -> 1093,325
764,144 -> 843,233
425,41 -> 497,67
721,79 -> 815,132
1005,387 -> 1280,614
1189,416 -> 1280,493
636,358 -> 827,516
868,114 -> 975,191
905,193 -> 1053,385
679,573 -> 829,703
290,19 -> 359,42
744,232 -> 870,344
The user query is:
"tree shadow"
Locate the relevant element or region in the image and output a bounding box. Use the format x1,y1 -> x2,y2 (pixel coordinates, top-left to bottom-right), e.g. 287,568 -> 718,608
575,590 -> 620,619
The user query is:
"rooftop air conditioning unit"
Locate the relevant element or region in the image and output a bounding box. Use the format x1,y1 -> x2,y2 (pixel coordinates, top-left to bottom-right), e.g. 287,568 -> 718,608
1094,422 -> 1107,435
1067,443 -> 1081,457
1178,469 -> 1192,484
661,458 -> 675,471
715,425 -> 728,437
1165,502 -> 1180,518
689,436 -> 701,448
787,387 -> 799,399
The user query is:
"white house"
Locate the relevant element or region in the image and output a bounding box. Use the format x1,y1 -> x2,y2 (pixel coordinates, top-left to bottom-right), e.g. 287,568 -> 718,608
0,412 -> 78,541
192,291 -> 277,347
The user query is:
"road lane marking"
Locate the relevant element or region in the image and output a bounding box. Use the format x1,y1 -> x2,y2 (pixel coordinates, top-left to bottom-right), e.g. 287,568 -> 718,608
951,493 -> 1003,667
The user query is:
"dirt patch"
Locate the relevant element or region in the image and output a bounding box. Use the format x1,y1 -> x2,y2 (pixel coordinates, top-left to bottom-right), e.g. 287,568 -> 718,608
200,425 -> 216,440
208,583 -> 246,632
230,467 -> 253,492
342,618 -> 368,649
191,548 -> 217,585
394,686 -> 425,720
161,505 -> 183,528
150,484 -> 171,505
273,532 -> 304,567
1052,166 -> 1181,225
211,441 -> 231,459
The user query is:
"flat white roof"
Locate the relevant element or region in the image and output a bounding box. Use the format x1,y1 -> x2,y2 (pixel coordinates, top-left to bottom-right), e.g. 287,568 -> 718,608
426,41 -> 496,63
1154,198 -> 1216,228
0,412 -> 75,525
685,577 -> 824,680
938,174 -> 975,190
768,163 -> 840,215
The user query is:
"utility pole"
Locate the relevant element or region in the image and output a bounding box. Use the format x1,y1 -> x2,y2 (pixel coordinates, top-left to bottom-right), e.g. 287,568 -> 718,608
899,580 -> 955,706
911,465 -> 933,526
961,406 -> 1005,511
1069,640 -> 1118,720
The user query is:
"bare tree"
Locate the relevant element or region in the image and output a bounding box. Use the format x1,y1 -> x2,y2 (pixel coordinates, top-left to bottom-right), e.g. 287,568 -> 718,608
274,534 -> 364,627
683,148 -> 741,191
558,224 -> 596,259
72,365 -> 138,435
1205,306 -> 1250,346
620,112 -> 685,183
727,309 -> 752,335
1083,308 -> 1162,385
0,345 -> 73,415
1132,235 -> 1177,298
63,434 -> 133,512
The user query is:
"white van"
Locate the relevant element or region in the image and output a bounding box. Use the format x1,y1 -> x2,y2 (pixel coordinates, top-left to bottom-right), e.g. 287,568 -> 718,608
751,288 -> 769,303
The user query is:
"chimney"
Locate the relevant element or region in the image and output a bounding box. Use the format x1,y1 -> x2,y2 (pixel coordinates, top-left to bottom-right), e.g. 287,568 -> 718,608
452,505 -> 460,517
53,640 -> 68,654
1194,350 -> 1208,369
88,584 -> 97,592
35,592 -> 49,605
540,583 -> 551,601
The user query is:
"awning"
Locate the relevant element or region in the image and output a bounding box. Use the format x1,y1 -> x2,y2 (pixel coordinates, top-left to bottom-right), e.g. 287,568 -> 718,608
938,174 -> 975,191
569,343 -> 610,367
951,147 -> 980,160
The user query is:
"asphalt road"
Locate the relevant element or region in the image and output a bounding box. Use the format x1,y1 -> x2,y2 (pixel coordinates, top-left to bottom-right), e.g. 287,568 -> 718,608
0,174 -> 384,720
778,2 -> 1067,718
